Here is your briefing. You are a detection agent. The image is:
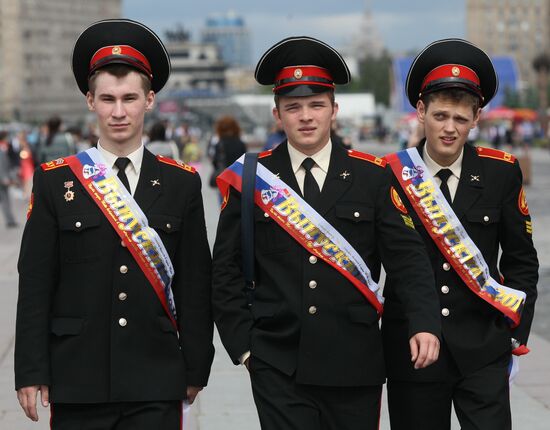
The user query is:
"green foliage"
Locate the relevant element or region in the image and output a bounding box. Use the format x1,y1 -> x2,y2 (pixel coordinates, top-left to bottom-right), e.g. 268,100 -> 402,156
502,86 -> 521,108
343,52 -> 392,106
501,84 -> 550,109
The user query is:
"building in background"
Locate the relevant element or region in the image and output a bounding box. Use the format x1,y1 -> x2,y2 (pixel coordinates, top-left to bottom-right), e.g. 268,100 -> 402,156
466,0 -> 550,90
348,0 -> 385,61
0,0 -> 121,123
200,11 -> 251,68
164,26 -> 227,97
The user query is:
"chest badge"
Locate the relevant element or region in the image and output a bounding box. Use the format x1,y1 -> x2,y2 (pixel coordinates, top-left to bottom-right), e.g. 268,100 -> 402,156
340,170 -> 351,180
470,174 -> 480,182
64,181 -> 75,202
151,179 -> 160,186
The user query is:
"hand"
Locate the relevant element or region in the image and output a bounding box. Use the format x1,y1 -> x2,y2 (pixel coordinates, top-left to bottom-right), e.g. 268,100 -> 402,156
17,385 -> 49,422
409,332 -> 440,369
186,386 -> 203,405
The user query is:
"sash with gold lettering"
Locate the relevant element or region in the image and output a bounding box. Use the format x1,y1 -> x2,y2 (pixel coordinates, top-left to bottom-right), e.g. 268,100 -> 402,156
217,155 -> 384,315
65,148 -> 177,328
386,148 -> 525,327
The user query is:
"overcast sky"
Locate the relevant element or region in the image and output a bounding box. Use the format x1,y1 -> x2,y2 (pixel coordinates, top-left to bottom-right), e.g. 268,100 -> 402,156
123,0 -> 465,61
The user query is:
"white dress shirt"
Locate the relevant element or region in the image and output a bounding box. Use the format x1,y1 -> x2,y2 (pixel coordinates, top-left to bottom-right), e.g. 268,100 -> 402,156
287,140 -> 332,193
97,142 -> 144,195
423,145 -> 464,202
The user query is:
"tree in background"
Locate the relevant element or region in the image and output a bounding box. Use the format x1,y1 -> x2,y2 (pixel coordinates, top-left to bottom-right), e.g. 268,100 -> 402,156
344,50 -> 392,107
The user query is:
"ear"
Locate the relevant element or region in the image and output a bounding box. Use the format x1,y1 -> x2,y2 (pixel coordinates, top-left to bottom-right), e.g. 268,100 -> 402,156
416,100 -> 426,124
86,92 -> 95,111
471,107 -> 482,129
331,102 -> 339,121
272,106 -> 281,123
145,91 -> 155,111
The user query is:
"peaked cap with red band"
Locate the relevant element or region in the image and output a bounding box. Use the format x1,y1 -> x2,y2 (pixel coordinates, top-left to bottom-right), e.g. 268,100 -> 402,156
406,38 -> 498,108
255,36 -> 351,97
72,19 -> 170,94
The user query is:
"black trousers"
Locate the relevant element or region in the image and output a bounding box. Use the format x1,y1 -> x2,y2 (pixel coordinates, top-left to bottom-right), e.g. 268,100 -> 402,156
387,352 -> 511,430
249,356 -> 382,430
50,401 -> 182,430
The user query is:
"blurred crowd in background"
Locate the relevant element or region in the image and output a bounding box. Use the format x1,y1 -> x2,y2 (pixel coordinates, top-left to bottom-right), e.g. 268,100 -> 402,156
0,107 -> 543,228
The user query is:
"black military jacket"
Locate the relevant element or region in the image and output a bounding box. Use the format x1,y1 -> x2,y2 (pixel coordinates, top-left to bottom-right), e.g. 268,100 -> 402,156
383,141 -> 538,381
212,141 -> 440,387
15,149 -> 214,403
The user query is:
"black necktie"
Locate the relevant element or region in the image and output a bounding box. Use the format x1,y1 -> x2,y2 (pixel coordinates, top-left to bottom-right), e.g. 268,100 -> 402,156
436,168 -> 453,204
115,157 -> 131,193
301,157 -> 321,204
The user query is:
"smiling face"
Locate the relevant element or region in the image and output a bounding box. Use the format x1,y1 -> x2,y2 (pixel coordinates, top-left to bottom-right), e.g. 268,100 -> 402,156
273,92 -> 338,156
86,69 -> 154,155
417,92 -> 481,166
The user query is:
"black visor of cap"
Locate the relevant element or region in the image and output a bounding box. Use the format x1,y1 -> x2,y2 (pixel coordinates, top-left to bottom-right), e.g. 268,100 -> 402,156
276,84 -> 334,97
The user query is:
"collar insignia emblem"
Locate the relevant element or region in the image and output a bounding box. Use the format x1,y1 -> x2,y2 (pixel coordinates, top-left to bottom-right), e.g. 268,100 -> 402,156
340,170 -> 351,179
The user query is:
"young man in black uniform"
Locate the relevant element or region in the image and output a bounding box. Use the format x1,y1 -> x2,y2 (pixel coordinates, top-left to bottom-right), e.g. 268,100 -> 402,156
15,19 -> 214,429
212,36 -> 441,430
383,38 -> 539,430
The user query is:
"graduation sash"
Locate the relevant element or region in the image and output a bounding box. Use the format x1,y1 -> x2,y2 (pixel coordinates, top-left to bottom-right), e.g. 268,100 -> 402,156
386,148 -> 525,327
217,154 -> 384,315
65,148 -> 177,329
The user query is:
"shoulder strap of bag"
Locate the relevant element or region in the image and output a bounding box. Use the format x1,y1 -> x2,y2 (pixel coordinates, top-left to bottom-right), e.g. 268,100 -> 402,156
242,152 -> 258,307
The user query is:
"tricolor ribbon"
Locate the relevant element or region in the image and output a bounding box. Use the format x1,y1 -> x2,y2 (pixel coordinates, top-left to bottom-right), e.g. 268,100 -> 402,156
217,155 -> 384,315
65,148 -> 177,328
386,148 -> 525,327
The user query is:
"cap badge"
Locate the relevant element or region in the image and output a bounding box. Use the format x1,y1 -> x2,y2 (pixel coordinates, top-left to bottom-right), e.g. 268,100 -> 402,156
452,66 -> 460,77
294,68 -> 303,80
112,45 -> 122,55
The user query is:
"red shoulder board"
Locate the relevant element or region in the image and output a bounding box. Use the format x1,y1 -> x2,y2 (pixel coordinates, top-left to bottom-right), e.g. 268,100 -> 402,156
156,155 -> 196,173
476,146 -> 515,164
347,149 -> 386,167
41,158 -> 69,171
258,149 -> 273,159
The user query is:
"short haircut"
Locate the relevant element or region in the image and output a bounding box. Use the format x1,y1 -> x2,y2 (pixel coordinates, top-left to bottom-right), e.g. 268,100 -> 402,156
420,89 -> 481,116
274,90 -> 335,110
88,64 -> 152,95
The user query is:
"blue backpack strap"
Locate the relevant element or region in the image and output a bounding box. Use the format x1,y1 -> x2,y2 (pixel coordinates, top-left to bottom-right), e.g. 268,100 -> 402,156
241,152 -> 259,307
